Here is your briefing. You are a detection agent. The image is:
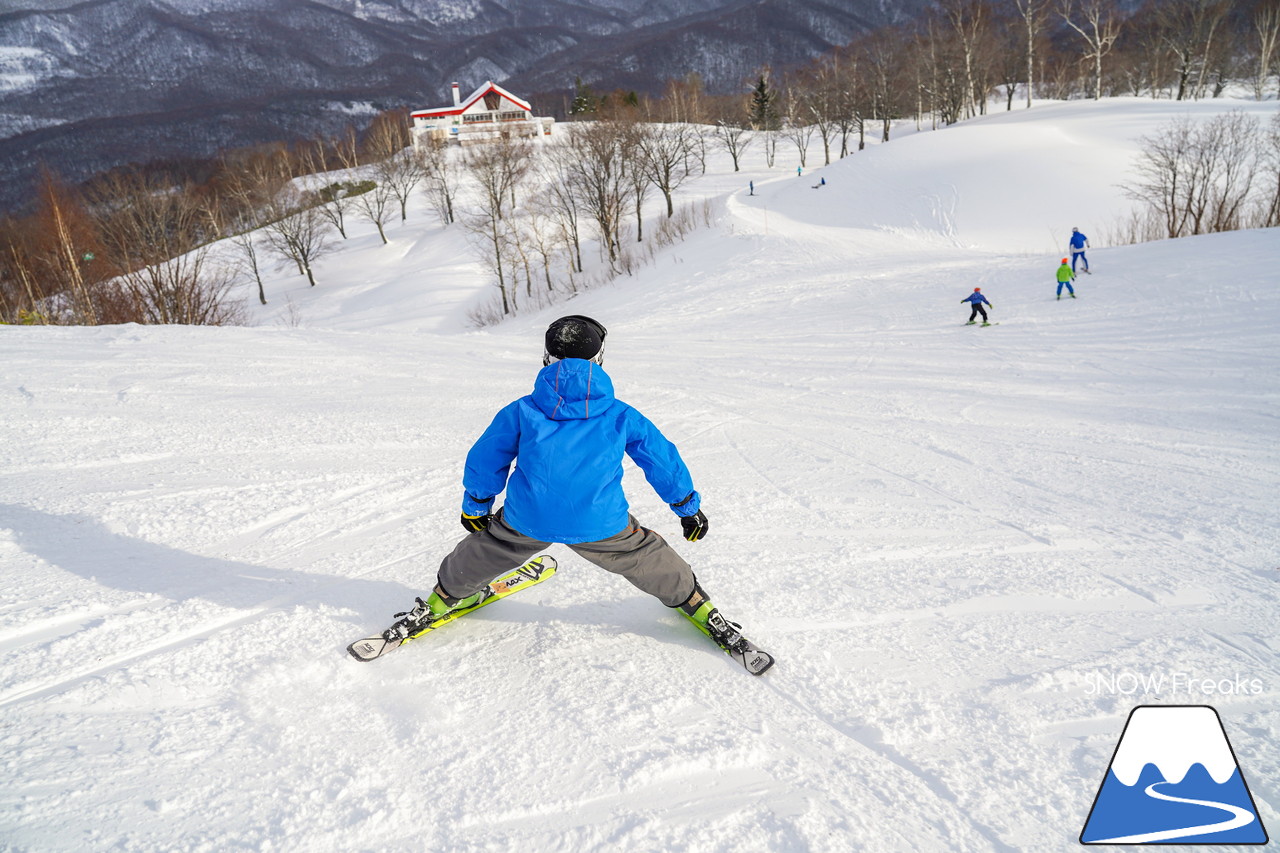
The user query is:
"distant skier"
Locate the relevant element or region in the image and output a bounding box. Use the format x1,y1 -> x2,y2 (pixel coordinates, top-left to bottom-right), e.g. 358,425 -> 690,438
749,180 -> 755,196
380,315 -> 769,667
1069,227 -> 1091,273
1057,258 -> 1077,299
812,177 -> 826,189
797,166 -> 803,177
961,287 -> 993,325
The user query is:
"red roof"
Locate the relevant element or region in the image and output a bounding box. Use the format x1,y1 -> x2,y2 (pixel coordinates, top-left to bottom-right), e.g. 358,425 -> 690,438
412,81 -> 532,119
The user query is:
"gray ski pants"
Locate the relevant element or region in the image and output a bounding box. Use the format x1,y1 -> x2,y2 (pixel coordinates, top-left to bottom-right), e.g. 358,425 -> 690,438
438,509 -> 695,607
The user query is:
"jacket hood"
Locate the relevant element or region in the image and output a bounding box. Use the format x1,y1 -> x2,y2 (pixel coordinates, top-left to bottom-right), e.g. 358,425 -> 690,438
531,358 -> 616,420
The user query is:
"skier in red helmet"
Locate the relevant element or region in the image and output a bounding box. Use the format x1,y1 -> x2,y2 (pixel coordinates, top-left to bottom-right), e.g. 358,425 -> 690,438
960,287 -> 993,326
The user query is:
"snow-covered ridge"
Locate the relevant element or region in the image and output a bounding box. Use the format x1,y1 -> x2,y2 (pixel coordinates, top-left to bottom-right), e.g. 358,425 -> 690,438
1109,706 -> 1240,786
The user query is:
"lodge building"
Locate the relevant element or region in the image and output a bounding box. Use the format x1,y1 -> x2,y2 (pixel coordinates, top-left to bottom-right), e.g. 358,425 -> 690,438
411,81 -> 554,147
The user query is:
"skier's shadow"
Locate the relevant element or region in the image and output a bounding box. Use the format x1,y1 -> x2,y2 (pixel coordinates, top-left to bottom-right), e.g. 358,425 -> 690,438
0,503 -> 419,621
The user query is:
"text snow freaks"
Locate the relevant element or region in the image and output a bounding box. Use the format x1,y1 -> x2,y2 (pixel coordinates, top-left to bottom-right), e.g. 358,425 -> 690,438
1084,671 -> 1264,697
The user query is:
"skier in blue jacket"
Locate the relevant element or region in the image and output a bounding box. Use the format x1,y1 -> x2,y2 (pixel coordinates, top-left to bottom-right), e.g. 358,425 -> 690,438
961,287 -> 993,325
395,315 -> 757,655
1069,227 -> 1091,274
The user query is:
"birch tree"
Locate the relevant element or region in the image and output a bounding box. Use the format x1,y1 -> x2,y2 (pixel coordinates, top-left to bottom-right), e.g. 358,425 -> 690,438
1059,0 -> 1122,100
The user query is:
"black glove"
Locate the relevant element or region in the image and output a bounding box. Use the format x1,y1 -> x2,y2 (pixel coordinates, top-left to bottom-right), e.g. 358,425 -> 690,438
680,510 -> 709,542
461,512 -> 492,533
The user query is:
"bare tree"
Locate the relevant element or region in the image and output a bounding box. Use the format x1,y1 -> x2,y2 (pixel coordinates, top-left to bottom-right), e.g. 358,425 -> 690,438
1260,112 -> 1280,226
26,170 -> 109,324
465,132 -> 533,224
354,177 -> 395,244
940,0 -> 996,118
367,112 -> 426,222
462,133 -> 534,313
1251,0 -> 1280,100
304,127 -> 365,239
563,121 -> 632,269
89,170 -> 242,324
218,148 -> 286,305
1011,0 -> 1050,107
661,73 -> 710,125
830,49 -> 865,156
625,128 -> 651,242
781,83 -> 816,167
463,207 -> 517,315
419,136 -> 461,226
1153,0 -> 1233,101
1200,111 -> 1259,232
521,195 -> 567,293
1124,111 -> 1261,238
802,56 -> 845,164
1116,4 -> 1177,98
636,121 -> 699,215
857,26 -> 908,138
712,119 -> 754,172
264,182 -> 334,287
1060,0 -> 1123,100
540,143 -> 586,274
993,6 -> 1028,110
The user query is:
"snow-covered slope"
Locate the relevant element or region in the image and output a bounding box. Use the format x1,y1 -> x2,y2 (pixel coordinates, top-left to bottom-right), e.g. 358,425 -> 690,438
2,99 -> 1277,852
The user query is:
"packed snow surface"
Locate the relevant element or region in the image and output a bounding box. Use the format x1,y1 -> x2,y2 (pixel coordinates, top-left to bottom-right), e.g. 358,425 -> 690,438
2,99 -> 1278,851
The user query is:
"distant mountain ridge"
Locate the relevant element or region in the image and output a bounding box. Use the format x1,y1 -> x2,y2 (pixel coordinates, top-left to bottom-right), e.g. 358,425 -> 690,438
0,0 -> 929,213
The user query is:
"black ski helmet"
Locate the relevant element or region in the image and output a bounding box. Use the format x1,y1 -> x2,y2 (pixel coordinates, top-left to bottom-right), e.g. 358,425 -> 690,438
544,315 -> 607,366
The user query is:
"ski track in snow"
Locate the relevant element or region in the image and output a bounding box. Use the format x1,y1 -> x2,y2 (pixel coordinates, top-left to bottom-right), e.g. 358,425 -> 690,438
1,97 -> 1278,851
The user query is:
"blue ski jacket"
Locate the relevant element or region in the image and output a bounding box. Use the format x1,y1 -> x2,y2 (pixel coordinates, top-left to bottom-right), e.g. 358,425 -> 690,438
1069,231 -> 1089,250
460,359 -> 701,544
962,292 -> 990,305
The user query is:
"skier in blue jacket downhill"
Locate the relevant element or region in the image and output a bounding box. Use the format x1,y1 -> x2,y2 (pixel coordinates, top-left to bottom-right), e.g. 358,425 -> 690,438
961,287 -> 993,325
396,315 -> 760,657
1069,227 -> 1091,273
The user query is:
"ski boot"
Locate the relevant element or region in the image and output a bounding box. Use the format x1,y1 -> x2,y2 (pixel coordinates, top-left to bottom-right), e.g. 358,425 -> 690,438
383,584 -> 484,641
679,582 -> 747,653
677,581 -> 774,674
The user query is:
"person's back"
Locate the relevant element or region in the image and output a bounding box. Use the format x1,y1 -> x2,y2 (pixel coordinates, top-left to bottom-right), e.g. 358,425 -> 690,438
366,315 -> 774,674
1069,227 -> 1091,273
466,356 -> 693,545
1056,259 -> 1077,299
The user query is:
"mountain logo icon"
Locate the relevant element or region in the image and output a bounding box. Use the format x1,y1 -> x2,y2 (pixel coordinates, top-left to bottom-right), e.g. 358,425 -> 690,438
1080,705 -> 1269,845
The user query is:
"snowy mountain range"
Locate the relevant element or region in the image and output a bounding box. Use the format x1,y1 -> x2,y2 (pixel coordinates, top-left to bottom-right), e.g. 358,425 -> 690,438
0,0 -> 927,213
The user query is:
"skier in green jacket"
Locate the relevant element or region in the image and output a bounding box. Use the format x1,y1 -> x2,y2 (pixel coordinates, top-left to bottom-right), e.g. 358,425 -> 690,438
1056,258 -> 1076,300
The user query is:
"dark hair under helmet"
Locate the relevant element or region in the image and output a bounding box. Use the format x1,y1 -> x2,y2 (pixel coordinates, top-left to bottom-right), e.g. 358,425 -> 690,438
544,315 -> 607,366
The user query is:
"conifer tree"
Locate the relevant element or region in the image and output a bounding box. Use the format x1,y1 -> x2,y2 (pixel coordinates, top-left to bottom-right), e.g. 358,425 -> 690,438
748,74 -> 779,130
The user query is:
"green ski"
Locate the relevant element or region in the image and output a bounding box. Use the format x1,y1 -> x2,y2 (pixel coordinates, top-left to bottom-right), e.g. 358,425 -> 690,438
347,555 -> 557,662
